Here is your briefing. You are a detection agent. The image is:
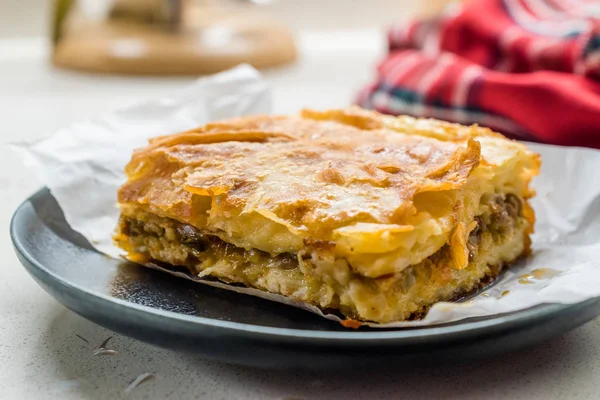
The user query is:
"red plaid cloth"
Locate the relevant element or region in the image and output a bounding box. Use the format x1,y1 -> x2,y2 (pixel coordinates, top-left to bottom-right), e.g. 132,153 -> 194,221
357,0 -> 600,148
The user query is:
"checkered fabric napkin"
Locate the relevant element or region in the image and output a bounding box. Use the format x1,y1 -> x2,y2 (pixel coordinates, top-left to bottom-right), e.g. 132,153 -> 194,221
357,0 -> 600,148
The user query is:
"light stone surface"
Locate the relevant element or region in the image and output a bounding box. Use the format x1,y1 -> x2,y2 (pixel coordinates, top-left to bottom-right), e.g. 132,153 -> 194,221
1,33 -> 600,400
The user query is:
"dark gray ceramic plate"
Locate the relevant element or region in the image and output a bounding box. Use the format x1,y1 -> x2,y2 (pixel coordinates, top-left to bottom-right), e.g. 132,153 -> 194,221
11,188 -> 600,369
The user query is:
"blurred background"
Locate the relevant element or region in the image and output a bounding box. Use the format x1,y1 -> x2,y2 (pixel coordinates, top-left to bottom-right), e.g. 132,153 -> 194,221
0,0 -> 431,135
1,0 -> 420,38
1,0 -> 427,77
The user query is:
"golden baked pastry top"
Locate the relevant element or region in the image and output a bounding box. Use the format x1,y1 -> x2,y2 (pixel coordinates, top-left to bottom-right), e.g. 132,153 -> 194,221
118,107 -> 540,278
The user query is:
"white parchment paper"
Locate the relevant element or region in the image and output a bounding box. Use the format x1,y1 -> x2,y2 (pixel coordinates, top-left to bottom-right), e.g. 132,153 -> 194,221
13,65 -> 600,327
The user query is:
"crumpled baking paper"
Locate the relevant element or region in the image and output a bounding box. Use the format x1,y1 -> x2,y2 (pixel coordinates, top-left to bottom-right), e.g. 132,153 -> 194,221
13,64 -> 600,328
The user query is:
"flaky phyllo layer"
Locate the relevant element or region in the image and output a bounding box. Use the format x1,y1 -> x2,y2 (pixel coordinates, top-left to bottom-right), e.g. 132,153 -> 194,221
115,107 -> 540,324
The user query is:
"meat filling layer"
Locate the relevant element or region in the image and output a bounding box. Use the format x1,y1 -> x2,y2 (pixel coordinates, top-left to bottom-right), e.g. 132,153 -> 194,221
115,193 -> 527,322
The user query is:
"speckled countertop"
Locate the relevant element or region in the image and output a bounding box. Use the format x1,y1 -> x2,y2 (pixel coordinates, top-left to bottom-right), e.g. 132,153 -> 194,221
2,33 -> 600,400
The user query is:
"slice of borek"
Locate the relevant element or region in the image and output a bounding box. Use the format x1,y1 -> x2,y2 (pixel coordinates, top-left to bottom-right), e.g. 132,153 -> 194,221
114,107 -> 540,324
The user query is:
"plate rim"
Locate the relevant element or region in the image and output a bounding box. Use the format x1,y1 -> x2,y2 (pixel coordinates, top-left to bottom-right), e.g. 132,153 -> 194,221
10,187 -> 594,343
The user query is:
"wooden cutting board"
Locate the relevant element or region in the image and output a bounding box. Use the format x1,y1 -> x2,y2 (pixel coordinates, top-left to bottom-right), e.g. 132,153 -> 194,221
52,5 -> 297,75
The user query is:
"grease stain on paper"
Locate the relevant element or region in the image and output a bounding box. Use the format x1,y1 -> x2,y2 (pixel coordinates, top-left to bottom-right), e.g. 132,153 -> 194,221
519,268 -> 561,285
